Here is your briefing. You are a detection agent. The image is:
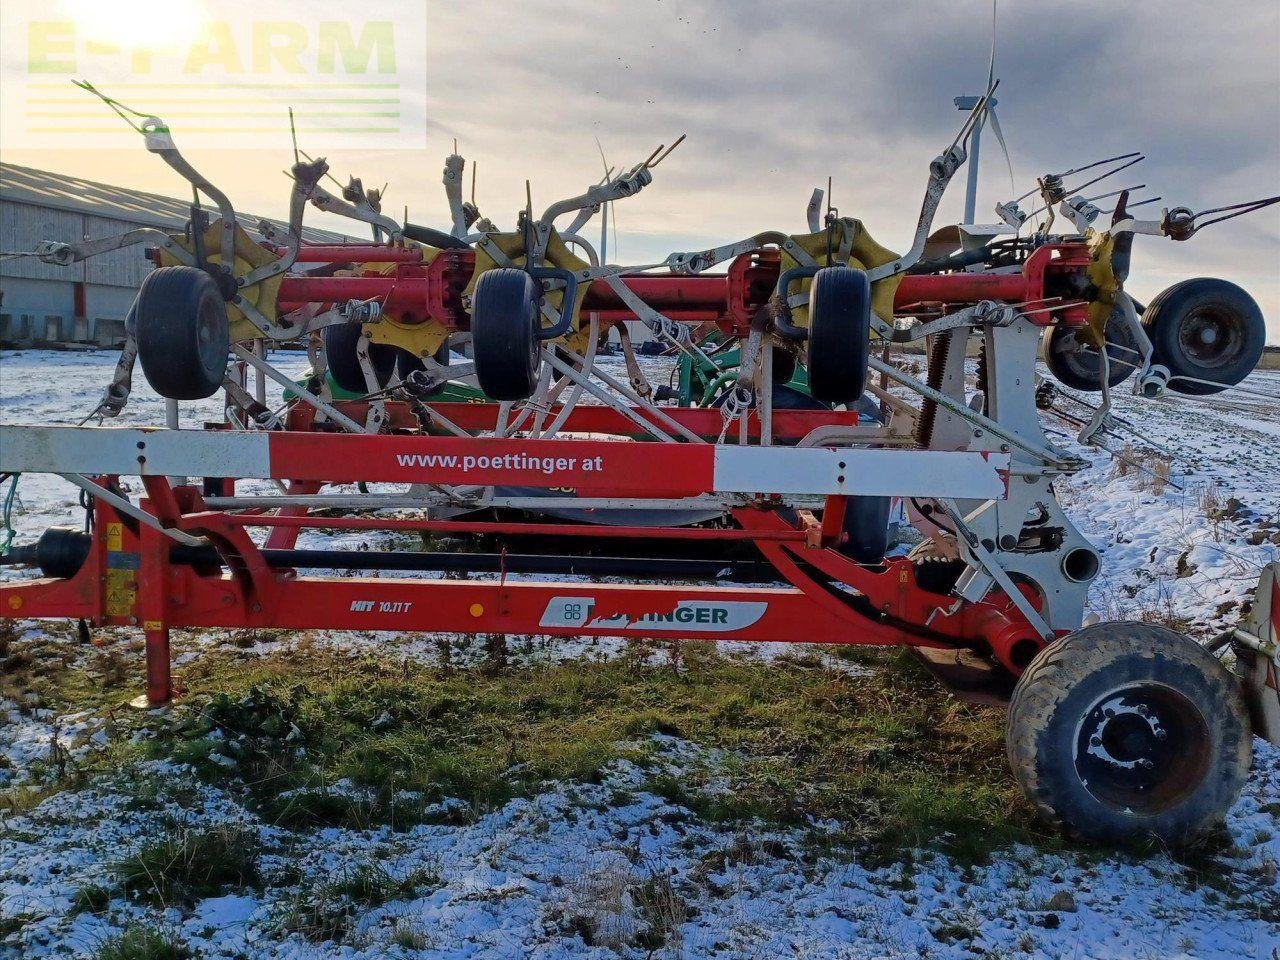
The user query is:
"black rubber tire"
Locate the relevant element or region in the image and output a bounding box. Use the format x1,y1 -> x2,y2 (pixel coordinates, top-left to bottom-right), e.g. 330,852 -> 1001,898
1142,278 -> 1265,395
913,557 -> 966,595
771,347 -> 798,385
841,495 -> 892,564
1044,316 -> 1139,391
472,268 -> 542,401
806,266 -> 871,405
135,266 -> 230,400
323,323 -> 397,393
1006,621 -> 1251,845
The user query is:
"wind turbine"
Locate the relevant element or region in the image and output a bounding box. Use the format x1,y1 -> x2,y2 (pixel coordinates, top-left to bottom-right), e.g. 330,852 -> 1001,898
955,0 -> 1014,224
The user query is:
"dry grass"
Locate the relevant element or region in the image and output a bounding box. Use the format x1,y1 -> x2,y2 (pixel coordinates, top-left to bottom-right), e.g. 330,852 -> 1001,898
1111,443 -> 1173,495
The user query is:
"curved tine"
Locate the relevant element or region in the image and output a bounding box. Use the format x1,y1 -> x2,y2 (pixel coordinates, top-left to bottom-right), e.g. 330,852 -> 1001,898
1062,154 -> 1145,200
1013,151 -> 1145,204
1191,195 -> 1280,233
648,133 -> 687,169
642,143 -> 665,168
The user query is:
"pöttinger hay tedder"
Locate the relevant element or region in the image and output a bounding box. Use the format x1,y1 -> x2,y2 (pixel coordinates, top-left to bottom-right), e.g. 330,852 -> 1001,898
1,79 -> 1277,845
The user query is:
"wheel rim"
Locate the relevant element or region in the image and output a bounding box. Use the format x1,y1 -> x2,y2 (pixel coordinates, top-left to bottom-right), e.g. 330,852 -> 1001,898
1050,323 -> 1137,385
1176,305 -> 1244,369
1073,683 -> 1211,814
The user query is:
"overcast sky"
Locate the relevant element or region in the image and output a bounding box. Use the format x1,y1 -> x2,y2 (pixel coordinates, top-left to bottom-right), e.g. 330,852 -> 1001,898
3,1 -> 1278,340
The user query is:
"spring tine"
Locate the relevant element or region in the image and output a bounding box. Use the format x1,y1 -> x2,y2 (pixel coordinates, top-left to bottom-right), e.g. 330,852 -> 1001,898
1014,150 -> 1144,204
1194,195 -> 1280,224
1084,184 -> 1145,204
649,133 -> 687,168
1063,154 -> 1145,200
1059,150 -> 1143,180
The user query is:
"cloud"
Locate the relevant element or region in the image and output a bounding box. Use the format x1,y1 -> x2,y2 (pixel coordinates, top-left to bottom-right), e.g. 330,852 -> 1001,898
4,1 -> 1277,337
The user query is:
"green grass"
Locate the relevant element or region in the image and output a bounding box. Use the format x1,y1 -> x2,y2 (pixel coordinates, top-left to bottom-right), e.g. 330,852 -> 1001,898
113,823 -> 260,906
73,883 -> 113,915
95,925 -> 190,960
270,863 -> 435,944
142,642 -> 1039,858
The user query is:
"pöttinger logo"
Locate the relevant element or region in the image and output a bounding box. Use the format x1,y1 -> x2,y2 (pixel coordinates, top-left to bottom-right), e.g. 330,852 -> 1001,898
1,0 -> 427,150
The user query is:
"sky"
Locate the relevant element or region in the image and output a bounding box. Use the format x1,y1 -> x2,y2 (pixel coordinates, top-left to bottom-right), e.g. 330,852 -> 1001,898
2,1 -> 1278,340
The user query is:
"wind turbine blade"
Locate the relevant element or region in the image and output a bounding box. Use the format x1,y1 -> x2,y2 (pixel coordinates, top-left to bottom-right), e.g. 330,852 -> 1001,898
594,136 -> 611,262
987,108 -> 1016,192
988,0 -> 997,89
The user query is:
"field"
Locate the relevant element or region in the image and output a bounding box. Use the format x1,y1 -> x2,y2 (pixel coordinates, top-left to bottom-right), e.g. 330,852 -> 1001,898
0,349 -> 1277,960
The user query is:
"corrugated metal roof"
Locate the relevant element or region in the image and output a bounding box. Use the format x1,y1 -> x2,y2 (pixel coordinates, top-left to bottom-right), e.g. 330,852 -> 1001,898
0,162 -> 352,243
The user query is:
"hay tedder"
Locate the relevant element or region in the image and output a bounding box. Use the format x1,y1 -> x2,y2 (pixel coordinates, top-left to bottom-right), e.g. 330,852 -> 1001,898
1,80 -> 1277,845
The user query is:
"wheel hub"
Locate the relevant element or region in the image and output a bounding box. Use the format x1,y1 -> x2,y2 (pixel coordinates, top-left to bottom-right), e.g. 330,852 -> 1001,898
1073,685 -> 1210,814
1178,307 -> 1242,368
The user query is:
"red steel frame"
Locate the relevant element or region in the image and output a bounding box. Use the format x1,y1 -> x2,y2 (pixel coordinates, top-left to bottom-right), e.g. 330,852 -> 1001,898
4,239 -> 1091,705
0,425 -> 1046,706
273,242 -> 1093,330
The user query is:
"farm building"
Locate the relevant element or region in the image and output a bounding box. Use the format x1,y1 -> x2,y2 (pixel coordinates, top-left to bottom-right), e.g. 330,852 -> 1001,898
0,162 -> 350,348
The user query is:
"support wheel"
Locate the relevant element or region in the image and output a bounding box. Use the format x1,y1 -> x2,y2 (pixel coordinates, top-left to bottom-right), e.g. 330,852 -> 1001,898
323,324 -> 397,394
1142,278 -> 1265,395
1044,316 -> 1139,391
1006,621 -> 1250,844
135,266 -> 230,400
806,266 -> 871,404
472,268 -> 542,401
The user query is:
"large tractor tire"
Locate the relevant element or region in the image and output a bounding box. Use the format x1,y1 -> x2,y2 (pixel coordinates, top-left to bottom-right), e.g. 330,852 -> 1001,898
135,266 -> 230,400
323,323 -> 398,394
806,266 -> 871,405
1142,278 -> 1265,395
1007,621 -> 1250,844
471,268 -> 542,401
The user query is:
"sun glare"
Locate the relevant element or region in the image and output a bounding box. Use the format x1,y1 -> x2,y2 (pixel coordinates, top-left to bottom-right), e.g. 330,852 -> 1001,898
61,0 -> 208,53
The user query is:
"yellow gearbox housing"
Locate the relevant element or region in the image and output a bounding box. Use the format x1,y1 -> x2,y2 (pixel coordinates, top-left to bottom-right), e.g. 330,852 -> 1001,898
357,240 -> 452,360
158,219 -> 285,342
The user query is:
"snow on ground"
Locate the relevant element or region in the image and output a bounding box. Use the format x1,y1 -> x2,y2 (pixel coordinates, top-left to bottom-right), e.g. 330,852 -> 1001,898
1,349 -> 1279,959
0,738 -> 1276,960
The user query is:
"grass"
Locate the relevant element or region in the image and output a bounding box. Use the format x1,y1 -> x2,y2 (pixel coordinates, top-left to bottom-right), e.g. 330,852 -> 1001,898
113,823 -> 260,906
73,883 -> 113,914
95,924 -> 190,960
271,863 -> 435,944
143,642 -> 1039,858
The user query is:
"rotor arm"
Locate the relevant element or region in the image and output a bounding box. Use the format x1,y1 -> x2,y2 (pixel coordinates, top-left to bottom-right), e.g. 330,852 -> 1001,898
305,180 -> 403,241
